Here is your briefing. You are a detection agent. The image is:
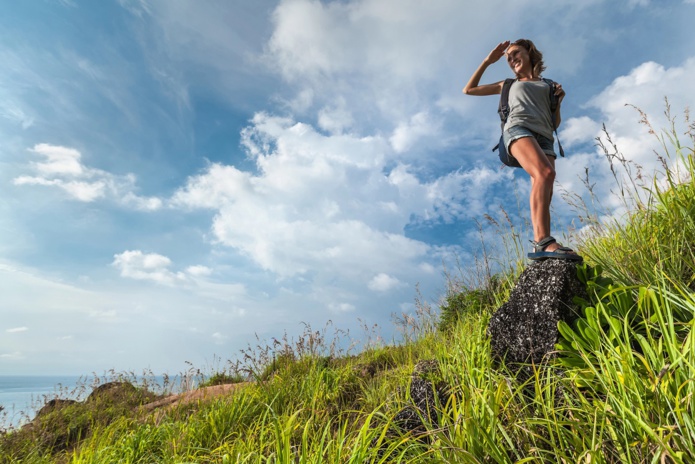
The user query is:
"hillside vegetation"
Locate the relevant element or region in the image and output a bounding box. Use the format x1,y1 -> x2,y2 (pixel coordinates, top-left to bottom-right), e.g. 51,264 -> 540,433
1,109 -> 694,463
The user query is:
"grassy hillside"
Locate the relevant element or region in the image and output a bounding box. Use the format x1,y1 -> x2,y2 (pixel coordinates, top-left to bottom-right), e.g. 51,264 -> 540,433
1,112 -> 694,463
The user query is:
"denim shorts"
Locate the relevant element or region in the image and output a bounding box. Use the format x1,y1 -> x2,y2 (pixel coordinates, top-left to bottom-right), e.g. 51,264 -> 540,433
503,125 -> 556,158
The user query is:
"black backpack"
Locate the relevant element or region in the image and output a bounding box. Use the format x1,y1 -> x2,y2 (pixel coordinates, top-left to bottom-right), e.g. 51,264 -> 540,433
492,78 -> 564,168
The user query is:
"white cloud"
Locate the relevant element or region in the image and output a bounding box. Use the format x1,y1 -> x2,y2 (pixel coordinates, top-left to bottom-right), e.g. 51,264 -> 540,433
172,112 -> 511,280
112,250 -> 185,286
419,262 -> 436,274
318,100 -> 354,134
586,58 -> 694,161
186,265 -> 213,277
26,143 -> 87,178
390,111 -> 442,154
586,60 -> 694,137
329,302 -> 356,313
368,273 -> 402,292
14,177 -> 106,202
6,327 -> 29,333
14,144 -> 162,210
261,0 -> 528,134
559,116 -> 602,148
555,57 -> 695,230
111,252 -> 245,303
266,0 -> 506,84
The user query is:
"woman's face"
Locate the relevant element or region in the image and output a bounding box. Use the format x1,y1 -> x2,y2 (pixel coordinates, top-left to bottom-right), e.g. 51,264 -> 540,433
506,45 -> 530,75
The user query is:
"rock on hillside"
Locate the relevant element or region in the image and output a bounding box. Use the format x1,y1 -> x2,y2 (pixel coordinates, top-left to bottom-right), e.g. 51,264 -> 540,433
487,259 -> 586,366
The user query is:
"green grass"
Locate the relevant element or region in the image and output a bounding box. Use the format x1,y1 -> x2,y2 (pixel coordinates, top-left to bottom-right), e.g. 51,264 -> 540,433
1,106 -> 694,463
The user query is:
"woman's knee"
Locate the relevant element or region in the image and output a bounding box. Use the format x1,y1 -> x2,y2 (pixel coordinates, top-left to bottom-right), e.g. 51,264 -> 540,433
539,164 -> 555,182
528,163 -> 554,184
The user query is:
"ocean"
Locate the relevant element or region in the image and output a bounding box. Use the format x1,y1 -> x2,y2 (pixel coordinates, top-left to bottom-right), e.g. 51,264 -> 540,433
0,374 -> 185,429
0,375 -> 84,428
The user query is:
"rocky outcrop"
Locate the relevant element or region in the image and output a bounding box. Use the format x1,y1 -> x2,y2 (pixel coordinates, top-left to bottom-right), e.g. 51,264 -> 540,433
487,259 -> 586,366
389,360 -> 449,437
86,381 -> 140,403
34,398 -> 78,419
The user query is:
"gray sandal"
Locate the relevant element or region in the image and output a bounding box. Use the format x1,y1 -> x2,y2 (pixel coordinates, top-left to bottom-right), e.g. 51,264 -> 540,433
528,236 -> 583,261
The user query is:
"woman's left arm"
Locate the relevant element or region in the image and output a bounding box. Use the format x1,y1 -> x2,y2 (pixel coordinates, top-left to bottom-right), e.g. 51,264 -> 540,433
553,82 -> 565,129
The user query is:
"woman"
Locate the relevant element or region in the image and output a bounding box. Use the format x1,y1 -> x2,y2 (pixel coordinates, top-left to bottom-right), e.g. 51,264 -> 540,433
463,39 -> 581,261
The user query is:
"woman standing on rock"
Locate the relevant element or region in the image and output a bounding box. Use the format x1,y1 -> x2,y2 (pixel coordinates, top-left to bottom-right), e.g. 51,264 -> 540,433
463,39 -> 581,261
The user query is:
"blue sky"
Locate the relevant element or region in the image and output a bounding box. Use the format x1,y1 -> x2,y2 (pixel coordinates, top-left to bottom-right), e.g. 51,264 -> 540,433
1,0 -> 694,376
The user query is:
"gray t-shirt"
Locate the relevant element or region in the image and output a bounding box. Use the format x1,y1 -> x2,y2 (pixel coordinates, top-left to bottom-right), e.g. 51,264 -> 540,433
503,80 -> 554,140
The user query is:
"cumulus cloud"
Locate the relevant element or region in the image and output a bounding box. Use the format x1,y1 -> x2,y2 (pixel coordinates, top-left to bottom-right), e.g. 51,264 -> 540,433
112,250 -> 185,286
172,112 -> 510,281
559,116 -> 602,148
554,57 -> 695,229
587,60 -> 693,132
390,112 -> 442,154
262,0 -> 541,141
28,143 -> 85,178
266,0 -> 513,84
318,99 -> 354,134
14,144 -> 162,210
186,265 -> 213,277
564,58 -> 695,167
368,273 -> 402,292
111,251 -> 245,303
329,302 -> 356,313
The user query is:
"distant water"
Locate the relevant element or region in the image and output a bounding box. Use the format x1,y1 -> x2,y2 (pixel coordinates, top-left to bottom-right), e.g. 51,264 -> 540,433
0,374 -> 184,429
0,375 -> 83,428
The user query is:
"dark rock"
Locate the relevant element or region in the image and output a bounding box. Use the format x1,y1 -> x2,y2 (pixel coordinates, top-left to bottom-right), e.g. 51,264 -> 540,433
86,381 -> 139,404
393,406 -> 426,435
34,398 -> 78,418
408,377 -> 443,426
370,360 -> 450,460
392,360 -> 448,435
487,259 -> 586,366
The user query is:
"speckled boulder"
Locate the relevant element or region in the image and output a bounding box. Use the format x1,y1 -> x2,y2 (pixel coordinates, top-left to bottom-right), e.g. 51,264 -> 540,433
487,259 -> 586,366
393,360 -> 448,433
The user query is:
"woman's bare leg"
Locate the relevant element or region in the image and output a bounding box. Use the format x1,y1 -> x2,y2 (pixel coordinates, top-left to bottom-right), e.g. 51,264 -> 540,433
509,137 -> 560,252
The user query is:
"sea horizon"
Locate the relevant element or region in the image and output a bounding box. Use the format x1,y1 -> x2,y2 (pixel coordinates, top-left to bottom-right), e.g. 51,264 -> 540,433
0,374 -> 194,429
0,375 -> 84,429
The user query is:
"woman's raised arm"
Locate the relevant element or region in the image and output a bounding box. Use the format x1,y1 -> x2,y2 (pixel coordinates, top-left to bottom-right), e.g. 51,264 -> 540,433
462,40 -> 509,96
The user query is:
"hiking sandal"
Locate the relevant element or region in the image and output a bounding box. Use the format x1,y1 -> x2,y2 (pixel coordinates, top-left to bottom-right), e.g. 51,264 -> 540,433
528,236 -> 583,262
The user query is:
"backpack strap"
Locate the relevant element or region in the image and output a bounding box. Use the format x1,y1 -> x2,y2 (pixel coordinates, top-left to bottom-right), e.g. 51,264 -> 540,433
492,78 -> 516,152
497,78 -> 516,128
542,78 -> 565,157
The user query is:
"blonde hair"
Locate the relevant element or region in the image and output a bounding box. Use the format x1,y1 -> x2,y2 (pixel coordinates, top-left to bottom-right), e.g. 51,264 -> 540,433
512,39 -> 546,77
